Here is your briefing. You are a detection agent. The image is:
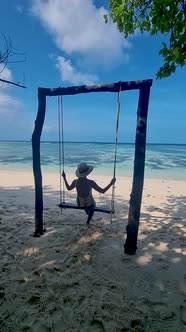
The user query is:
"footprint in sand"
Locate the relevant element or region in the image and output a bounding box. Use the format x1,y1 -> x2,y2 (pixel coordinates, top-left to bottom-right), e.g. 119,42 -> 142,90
27,294 -> 41,305
130,319 -> 144,330
89,319 -> 105,332
53,318 -> 67,332
21,314 -> 51,332
180,303 -> 186,325
156,257 -> 170,271
74,295 -> 88,313
31,320 -> 50,332
145,299 -> 174,320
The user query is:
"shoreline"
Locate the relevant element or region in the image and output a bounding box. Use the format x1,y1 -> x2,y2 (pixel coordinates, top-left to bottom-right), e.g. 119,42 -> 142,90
0,168 -> 185,182
1,169 -> 186,184
0,170 -> 185,218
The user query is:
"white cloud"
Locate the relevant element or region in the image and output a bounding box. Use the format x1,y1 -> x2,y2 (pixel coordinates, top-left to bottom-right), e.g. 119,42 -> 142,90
0,67 -> 35,140
31,0 -> 131,82
56,56 -> 98,85
0,65 -> 22,118
0,88 -> 33,140
0,91 -> 22,117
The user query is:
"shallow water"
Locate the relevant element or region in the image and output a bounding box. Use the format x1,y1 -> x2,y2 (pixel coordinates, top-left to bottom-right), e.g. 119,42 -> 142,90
0,141 -> 185,180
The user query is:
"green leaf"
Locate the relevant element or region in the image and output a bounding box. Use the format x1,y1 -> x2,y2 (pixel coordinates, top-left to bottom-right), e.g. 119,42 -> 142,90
106,0 -> 186,79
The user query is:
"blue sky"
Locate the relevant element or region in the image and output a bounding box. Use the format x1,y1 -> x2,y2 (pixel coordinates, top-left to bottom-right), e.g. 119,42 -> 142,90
0,0 -> 186,144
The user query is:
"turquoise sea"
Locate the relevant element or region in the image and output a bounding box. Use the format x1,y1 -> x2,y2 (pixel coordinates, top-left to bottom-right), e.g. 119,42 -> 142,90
0,141 -> 185,180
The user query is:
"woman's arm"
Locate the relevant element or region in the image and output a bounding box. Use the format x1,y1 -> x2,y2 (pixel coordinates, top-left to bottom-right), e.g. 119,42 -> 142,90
62,171 -> 76,191
90,178 -> 116,194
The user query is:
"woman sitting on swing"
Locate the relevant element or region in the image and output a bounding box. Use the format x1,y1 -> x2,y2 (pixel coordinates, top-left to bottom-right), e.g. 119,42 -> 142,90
62,162 -> 116,225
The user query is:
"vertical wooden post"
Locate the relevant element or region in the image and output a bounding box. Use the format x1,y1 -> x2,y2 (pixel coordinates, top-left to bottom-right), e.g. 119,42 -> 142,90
124,83 -> 151,255
32,89 -> 46,236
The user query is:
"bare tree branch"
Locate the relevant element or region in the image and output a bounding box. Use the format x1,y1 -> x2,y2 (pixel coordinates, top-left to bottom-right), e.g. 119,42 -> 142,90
0,33 -> 27,88
0,78 -> 26,89
0,33 -> 26,65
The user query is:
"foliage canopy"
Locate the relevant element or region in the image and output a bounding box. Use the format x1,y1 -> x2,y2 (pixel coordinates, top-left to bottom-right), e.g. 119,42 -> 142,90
105,0 -> 186,78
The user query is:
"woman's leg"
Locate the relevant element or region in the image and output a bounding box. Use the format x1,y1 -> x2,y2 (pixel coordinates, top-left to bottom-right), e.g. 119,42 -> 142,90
86,207 -> 95,225
77,196 -> 96,224
85,201 -> 96,224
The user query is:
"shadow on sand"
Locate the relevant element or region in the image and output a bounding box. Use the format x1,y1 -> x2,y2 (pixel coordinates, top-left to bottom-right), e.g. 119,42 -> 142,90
0,185 -> 185,331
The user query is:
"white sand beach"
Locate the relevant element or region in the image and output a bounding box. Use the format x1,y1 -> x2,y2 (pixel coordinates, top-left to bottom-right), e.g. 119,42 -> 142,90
0,170 -> 186,331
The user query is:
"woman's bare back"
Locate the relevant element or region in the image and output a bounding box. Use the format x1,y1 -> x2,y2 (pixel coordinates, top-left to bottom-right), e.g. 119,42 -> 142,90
76,178 -> 92,197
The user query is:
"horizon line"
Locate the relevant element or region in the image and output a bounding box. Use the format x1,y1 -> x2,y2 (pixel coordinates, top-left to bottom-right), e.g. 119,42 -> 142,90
0,140 -> 185,146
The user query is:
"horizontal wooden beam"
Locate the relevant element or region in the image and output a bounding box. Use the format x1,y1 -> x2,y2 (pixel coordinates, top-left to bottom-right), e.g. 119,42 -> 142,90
38,79 -> 153,97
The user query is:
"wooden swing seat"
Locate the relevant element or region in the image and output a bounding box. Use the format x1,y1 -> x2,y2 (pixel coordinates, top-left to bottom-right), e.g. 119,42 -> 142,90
58,202 -> 114,214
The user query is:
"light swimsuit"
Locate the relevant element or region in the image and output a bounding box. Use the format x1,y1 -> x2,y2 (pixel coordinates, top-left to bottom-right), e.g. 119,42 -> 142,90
77,195 -> 96,207
75,179 -> 96,208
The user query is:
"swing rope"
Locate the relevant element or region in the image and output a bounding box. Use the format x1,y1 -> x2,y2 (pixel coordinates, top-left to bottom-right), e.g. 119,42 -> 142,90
58,95 -> 65,207
110,82 -> 122,222
58,83 -> 122,220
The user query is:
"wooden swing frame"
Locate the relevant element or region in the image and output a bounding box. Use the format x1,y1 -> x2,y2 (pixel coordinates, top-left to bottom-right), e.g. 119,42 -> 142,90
32,79 -> 153,255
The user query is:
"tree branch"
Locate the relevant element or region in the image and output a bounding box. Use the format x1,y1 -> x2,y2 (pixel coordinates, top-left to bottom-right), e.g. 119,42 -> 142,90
0,78 -> 26,88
